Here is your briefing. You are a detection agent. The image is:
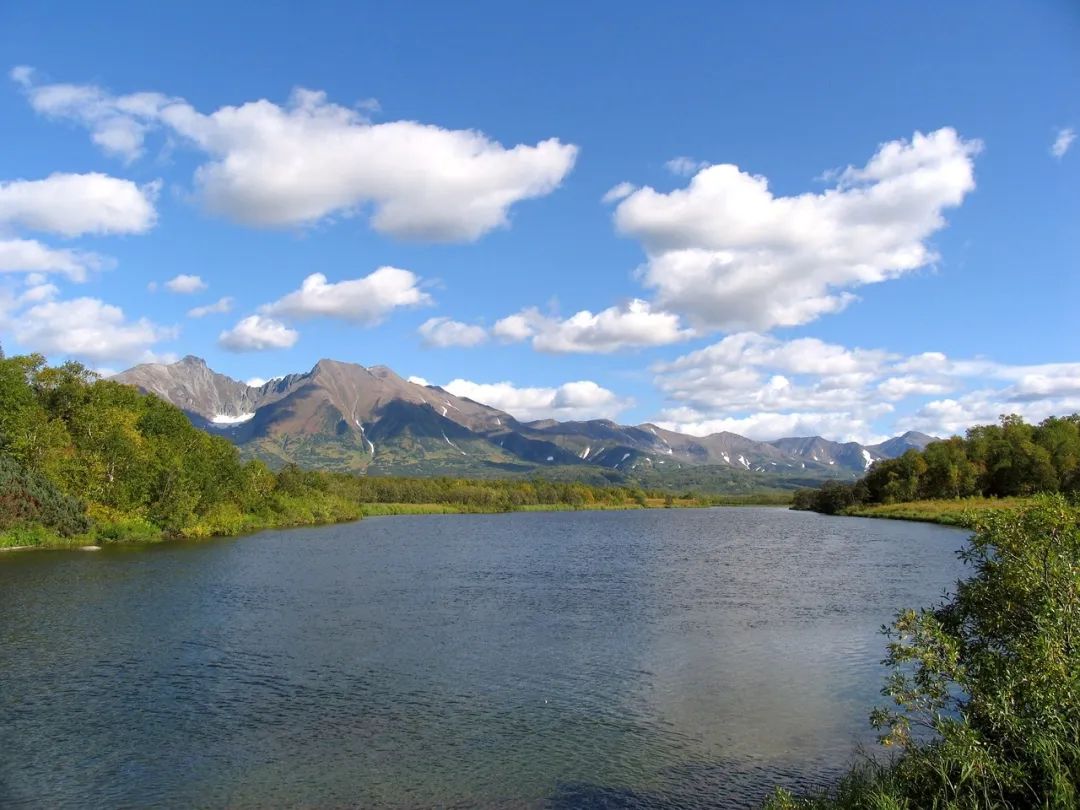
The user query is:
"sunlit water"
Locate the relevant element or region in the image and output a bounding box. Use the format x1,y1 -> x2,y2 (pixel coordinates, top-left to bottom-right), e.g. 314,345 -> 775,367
0,507 -> 968,808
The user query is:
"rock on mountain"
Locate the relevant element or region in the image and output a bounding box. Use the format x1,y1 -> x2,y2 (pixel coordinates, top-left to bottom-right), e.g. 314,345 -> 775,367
112,356 -> 934,481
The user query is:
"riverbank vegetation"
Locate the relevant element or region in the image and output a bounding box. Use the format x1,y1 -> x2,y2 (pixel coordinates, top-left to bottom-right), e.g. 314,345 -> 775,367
842,497 -> 1031,527
792,415 -> 1080,524
767,495 -> 1080,808
0,355 -> 772,549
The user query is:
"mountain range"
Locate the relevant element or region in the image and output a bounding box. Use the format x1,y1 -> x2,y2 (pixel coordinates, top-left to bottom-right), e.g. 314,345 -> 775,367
112,356 -> 936,490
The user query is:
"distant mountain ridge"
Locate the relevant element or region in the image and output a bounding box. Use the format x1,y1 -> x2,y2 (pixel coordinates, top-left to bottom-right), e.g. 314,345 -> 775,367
112,357 -> 937,484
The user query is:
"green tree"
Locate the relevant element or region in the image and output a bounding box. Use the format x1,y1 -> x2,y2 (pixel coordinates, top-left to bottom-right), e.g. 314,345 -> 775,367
919,437 -> 978,499
1036,415 -> 1080,492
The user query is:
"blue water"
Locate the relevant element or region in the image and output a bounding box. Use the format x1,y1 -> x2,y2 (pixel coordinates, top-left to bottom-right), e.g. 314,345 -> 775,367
0,507 -> 967,808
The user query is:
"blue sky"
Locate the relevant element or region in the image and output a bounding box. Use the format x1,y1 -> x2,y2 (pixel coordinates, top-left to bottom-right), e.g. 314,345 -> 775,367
1,1 -> 1078,441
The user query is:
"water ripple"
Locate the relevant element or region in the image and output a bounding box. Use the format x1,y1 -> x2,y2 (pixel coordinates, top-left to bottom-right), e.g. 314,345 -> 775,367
0,508 -> 967,808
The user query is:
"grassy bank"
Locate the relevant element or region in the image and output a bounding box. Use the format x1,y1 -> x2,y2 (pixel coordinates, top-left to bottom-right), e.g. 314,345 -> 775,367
2,492 -> 793,551
841,496 -> 1033,527
1,494 -> 364,551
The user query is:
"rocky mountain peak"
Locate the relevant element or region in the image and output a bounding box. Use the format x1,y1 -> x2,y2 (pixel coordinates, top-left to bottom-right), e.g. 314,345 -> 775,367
112,355 -> 936,481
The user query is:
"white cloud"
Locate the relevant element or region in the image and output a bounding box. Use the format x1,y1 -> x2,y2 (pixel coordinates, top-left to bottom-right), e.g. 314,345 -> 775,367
418,317 -> 488,348
11,66 -> 174,162
655,408 -> 887,445
263,267 -> 430,325
13,296 -> 176,363
876,376 -> 954,400
164,273 -> 207,294
601,181 -> 636,204
493,299 -> 693,353
187,296 -> 233,318
19,279 -> 60,304
443,378 -> 631,423
0,172 -> 155,281
492,312 -> 537,342
1051,127 -> 1076,159
0,173 -> 157,237
664,156 -> 707,176
613,128 -> 981,331
218,315 -> 298,352
407,375 -> 431,387
15,70 -> 578,241
896,394 -> 1076,438
650,331 -> 1080,442
659,332 -> 891,378
0,238 -> 104,280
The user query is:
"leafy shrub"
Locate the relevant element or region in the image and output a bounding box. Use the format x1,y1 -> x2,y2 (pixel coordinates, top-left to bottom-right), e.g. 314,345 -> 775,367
768,495 -> 1080,808
0,455 -> 89,537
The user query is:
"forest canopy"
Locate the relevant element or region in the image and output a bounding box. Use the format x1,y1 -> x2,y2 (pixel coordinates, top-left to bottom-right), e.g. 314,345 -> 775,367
792,414 -> 1080,515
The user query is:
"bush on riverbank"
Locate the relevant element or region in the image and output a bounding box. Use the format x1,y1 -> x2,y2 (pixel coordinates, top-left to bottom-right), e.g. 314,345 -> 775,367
766,495 -> 1080,808
0,455 -> 90,543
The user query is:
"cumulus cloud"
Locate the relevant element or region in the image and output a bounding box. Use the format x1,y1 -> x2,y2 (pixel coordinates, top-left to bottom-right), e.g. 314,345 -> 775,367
418,317 -> 488,348
187,296 -> 233,318
262,267 -> 430,325
655,408 -> 888,446
651,331 -> 1080,442
1051,127 -> 1076,159
218,315 -> 298,352
897,393 -> 1079,437
893,358 -> 1080,436
164,273 -> 207,294
443,378 -> 631,422
14,68 -> 578,241
613,128 -> 981,331
0,238 -> 105,280
407,375 -> 431,387
0,173 -> 158,236
492,299 -> 693,353
0,172 -> 156,280
13,296 -> 177,363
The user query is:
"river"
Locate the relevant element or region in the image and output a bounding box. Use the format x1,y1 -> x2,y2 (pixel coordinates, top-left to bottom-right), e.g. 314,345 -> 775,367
0,507 -> 968,808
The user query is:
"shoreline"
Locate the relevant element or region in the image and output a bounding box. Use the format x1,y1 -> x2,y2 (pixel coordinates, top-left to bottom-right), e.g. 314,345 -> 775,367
831,496 -> 1032,528
1,498 -> 791,553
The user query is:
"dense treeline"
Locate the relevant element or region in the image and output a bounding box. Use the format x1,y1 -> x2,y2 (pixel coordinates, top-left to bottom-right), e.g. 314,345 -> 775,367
768,495 -> 1080,808
346,474 -> 648,509
792,414 -> 1080,515
0,355 -> 669,547
0,355 -> 363,546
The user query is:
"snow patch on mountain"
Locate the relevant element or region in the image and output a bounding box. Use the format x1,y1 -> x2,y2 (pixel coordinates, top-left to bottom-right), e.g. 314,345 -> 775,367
211,413 -> 255,425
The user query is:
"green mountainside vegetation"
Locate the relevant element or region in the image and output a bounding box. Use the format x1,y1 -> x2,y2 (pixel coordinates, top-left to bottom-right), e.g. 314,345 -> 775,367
0,355 -> 739,549
792,414 -> 1080,522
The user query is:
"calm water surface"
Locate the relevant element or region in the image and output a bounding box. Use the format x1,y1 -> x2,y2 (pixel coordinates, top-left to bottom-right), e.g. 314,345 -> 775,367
0,508 -> 967,808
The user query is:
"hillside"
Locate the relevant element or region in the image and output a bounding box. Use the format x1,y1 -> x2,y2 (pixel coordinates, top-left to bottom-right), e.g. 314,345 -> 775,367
114,357 -> 932,488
